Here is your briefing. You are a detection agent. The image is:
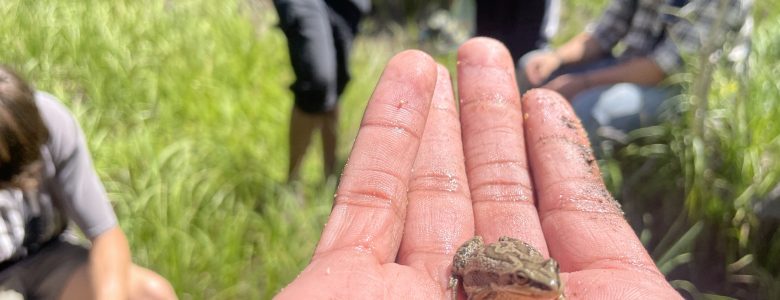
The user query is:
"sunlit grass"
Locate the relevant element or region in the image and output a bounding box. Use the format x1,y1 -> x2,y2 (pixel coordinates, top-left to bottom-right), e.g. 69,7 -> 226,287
2,0 -> 779,298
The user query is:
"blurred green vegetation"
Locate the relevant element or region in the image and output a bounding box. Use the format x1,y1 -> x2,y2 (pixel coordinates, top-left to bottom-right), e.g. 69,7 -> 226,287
1,0 -> 778,299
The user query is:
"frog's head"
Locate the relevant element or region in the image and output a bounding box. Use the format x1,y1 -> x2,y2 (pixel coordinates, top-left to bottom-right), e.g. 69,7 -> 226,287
494,256 -> 562,299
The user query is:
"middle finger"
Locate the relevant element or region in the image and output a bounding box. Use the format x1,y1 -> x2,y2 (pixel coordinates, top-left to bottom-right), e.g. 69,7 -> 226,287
457,37 -> 547,254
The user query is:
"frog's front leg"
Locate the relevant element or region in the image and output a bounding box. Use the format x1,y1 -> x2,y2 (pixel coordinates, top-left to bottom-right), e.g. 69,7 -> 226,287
448,275 -> 459,300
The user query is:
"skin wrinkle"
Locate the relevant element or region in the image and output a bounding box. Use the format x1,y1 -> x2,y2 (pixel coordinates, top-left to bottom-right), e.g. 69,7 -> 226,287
581,256 -> 664,279
467,157 -> 533,203
339,170 -> 408,206
360,119 -> 423,141
469,181 -> 533,203
408,172 -> 464,194
465,158 -> 528,175
461,123 -> 522,142
538,176 -> 599,192
398,247 -> 457,264
317,202 -> 403,263
421,133 -> 459,145
458,89 -> 518,107
464,143 -> 525,165
334,193 -> 396,210
460,126 -> 523,155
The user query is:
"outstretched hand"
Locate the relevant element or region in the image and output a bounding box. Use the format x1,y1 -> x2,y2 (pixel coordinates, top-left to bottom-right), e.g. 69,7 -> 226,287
275,38 -> 681,299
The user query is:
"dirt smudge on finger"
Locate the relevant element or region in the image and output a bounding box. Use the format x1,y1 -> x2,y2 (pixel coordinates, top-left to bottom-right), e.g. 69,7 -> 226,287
536,134 -> 597,174
560,115 -> 578,130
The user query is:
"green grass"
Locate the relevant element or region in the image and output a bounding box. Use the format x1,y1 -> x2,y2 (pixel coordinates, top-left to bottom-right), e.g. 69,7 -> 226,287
598,1 -> 780,298
1,0 -> 387,298
1,0 -> 779,299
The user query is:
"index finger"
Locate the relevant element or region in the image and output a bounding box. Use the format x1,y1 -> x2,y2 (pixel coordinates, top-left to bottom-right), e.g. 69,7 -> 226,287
398,65 -> 474,286
522,89 -> 661,276
314,50 -> 438,263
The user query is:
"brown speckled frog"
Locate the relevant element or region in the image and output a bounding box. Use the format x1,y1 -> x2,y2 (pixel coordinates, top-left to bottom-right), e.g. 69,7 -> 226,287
449,236 -> 564,300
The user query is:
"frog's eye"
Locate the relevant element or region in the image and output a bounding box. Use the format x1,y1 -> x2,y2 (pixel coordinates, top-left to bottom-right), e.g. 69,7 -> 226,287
513,272 -> 529,284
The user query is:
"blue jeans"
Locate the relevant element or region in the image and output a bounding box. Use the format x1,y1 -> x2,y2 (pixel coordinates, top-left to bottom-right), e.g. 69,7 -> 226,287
517,50 -> 678,151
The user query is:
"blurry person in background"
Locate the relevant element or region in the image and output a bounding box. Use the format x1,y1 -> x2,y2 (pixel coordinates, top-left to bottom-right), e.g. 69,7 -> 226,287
273,0 -> 370,183
516,0 -> 748,152
0,66 -> 177,300
475,0 -> 560,62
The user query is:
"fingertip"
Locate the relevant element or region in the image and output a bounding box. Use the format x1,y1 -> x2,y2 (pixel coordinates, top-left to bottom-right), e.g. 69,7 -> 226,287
386,50 -> 438,84
523,88 -> 567,103
522,88 -> 587,143
435,64 -> 450,80
434,64 -> 453,94
457,37 -> 514,69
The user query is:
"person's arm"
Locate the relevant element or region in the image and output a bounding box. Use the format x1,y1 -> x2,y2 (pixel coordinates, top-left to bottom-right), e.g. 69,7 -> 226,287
525,0 -> 636,85
90,227 -> 132,300
541,56 -> 666,100
585,56 -> 666,87
525,33 -> 606,86
36,93 -> 129,299
551,32 -> 607,67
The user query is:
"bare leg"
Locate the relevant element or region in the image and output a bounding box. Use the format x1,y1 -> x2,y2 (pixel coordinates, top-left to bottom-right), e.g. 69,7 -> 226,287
288,106 -> 320,183
321,108 -> 339,178
127,265 -> 177,300
59,264 -> 177,300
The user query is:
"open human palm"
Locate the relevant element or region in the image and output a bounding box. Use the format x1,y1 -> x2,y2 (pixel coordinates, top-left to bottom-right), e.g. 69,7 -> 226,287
275,38 -> 681,299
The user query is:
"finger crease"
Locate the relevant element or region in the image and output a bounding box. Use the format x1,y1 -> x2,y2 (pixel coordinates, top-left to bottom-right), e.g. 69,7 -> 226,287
360,121 -> 422,141
466,158 -> 528,174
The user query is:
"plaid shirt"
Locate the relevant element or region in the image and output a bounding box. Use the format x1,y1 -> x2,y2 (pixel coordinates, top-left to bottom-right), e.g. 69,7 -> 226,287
589,0 -> 748,74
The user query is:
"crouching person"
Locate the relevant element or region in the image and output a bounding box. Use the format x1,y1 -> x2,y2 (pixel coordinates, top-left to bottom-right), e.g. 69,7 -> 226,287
0,66 -> 177,300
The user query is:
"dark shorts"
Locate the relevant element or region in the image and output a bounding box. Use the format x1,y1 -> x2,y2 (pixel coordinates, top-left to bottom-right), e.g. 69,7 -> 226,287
475,0 -> 547,61
0,238 -> 89,300
273,0 -> 363,113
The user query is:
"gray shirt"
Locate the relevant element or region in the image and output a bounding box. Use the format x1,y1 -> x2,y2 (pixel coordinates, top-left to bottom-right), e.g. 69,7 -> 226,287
0,92 -> 117,262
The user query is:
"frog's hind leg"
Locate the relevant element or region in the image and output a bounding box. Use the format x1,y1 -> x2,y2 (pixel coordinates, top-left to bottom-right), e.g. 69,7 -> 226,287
453,236 -> 484,272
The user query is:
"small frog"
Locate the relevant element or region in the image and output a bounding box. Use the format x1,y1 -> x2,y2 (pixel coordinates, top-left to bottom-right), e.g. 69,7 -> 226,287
449,236 -> 564,300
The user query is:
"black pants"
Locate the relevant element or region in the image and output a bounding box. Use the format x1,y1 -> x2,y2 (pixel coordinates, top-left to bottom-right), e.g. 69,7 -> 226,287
274,0 -> 363,113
